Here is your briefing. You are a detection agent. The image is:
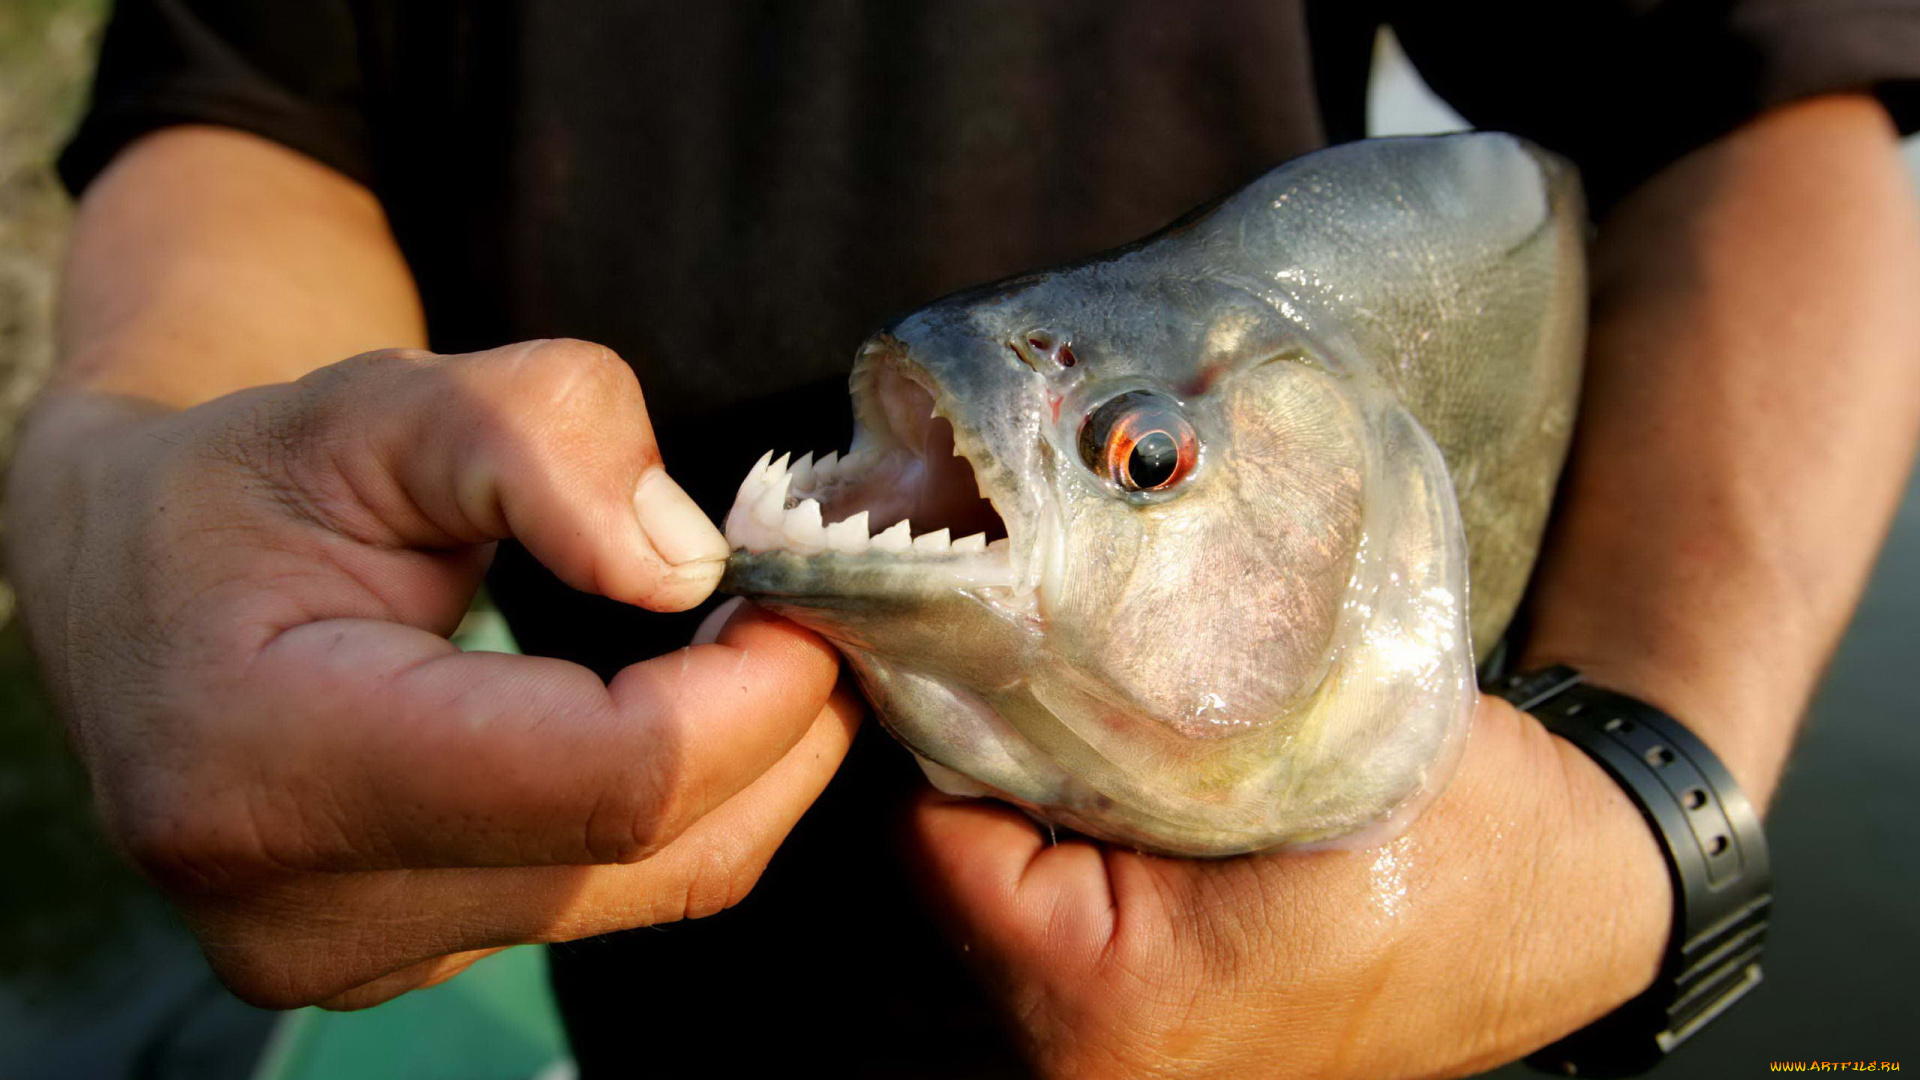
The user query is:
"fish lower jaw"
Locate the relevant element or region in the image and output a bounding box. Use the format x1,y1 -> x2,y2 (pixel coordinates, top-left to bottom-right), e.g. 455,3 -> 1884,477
722,448 -> 1017,587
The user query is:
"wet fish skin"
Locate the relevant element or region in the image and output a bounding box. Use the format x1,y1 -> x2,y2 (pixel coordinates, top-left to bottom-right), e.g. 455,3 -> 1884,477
722,133 -> 1586,856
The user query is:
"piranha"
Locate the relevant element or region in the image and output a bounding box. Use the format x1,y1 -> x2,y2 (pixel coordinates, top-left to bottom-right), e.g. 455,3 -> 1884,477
721,133 -> 1586,857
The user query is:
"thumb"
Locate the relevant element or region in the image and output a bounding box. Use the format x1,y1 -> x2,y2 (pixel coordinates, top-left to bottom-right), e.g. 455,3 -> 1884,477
906,789 -> 1121,968
287,338 -> 728,611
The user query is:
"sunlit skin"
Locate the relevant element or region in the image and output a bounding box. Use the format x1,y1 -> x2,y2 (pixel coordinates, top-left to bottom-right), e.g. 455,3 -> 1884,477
5,89 -> 1918,1079
5,128 -> 856,1009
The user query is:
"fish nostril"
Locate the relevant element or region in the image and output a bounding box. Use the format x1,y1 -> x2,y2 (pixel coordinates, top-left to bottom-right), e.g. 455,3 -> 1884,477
1013,328 -> 1075,372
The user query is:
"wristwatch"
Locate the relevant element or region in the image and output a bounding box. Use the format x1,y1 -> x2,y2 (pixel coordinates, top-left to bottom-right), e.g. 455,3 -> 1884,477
1494,666 -> 1772,1078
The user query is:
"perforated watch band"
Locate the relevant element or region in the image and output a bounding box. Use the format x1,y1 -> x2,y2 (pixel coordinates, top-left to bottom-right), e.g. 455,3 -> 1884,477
1495,666 -> 1772,1078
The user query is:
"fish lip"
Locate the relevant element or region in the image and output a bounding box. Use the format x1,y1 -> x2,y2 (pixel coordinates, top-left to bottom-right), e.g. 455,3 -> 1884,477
719,337 -> 1042,605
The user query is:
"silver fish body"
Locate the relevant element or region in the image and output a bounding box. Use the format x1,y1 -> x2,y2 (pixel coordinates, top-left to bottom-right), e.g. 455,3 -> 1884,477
722,133 -> 1586,856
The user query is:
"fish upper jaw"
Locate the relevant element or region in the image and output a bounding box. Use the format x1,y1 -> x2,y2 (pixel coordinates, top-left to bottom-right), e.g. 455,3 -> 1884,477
721,447 -> 1019,590
720,344 -> 1051,608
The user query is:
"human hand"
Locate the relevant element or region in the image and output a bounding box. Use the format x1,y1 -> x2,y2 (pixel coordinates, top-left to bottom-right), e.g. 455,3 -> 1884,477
907,695 -> 1674,1079
3,339 -> 858,1009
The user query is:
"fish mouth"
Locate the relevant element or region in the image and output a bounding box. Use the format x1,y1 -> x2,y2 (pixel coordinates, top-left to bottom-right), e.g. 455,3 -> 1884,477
721,344 -> 1028,596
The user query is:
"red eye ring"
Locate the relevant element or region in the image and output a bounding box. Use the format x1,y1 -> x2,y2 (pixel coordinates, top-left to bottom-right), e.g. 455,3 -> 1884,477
1078,391 -> 1198,493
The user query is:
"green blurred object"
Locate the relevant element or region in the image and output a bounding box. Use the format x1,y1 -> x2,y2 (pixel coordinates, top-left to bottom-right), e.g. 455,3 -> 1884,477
451,590 -> 524,656
249,947 -> 570,1080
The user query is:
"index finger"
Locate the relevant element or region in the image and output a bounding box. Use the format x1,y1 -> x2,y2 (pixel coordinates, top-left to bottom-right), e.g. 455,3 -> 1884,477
154,603 -> 841,875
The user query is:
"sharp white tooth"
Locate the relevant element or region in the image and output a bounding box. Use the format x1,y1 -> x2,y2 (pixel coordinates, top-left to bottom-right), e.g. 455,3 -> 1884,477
987,537 -> 1011,553
783,498 -> 826,552
725,455 -> 774,549
912,528 -> 951,554
951,532 -> 986,553
871,520 -> 912,553
825,510 -> 870,553
753,471 -> 792,529
740,506 -> 785,553
770,452 -> 792,479
815,451 -> 840,482
791,452 -> 815,492
724,502 -> 748,548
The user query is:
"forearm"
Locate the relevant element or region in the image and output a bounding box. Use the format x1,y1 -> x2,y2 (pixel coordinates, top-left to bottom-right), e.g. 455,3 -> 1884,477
53,124 -> 424,407
8,125 -> 429,683
1521,93 -> 1920,808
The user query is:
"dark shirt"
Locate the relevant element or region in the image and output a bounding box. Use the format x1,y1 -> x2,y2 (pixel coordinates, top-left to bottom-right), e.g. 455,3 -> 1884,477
61,3 -> 1920,1076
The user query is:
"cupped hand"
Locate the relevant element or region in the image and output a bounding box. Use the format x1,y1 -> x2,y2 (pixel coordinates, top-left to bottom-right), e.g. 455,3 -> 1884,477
4,339 -> 858,1009
907,695 -> 1675,1079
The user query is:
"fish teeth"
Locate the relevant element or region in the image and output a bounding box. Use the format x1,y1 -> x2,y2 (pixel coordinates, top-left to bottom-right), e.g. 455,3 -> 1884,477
725,446 -> 1019,565
751,469 -> 791,530
783,498 -> 826,553
871,520 -> 913,553
824,510 -> 870,554
723,504 -> 749,548
725,450 -> 775,550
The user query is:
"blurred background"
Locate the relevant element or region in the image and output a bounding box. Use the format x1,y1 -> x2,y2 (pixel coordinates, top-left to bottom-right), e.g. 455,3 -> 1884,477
1,6 -> 1915,1078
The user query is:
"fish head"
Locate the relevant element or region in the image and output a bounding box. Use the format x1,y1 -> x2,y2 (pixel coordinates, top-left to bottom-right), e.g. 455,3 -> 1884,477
722,133 -> 1580,855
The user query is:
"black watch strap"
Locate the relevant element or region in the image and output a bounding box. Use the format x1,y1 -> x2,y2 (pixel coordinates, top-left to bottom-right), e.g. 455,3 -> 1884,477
1495,666 -> 1772,1078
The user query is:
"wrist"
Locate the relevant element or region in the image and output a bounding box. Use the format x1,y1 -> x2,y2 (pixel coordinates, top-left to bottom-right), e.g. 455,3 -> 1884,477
1364,697 -> 1673,1075
1498,670 -> 1772,1076
1527,733 -> 1679,1056
4,390 -> 171,601
1514,628 -> 1797,811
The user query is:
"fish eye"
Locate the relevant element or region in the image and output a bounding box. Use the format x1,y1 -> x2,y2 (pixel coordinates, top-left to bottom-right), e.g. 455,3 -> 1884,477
1077,391 -> 1198,494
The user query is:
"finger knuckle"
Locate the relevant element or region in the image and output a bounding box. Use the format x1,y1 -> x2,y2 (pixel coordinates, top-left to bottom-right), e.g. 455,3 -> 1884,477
583,742 -> 725,865
284,348 -> 431,430
313,347 -> 438,388
680,844 -> 770,921
583,776 -> 691,865
120,824 -> 243,899
514,338 -> 640,413
205,953 -> 312,1011
112,778 -> 283,894
203,945 -> 338,1011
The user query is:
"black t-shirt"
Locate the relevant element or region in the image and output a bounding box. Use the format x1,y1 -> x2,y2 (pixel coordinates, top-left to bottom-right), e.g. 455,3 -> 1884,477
60,3 -> 1920,1076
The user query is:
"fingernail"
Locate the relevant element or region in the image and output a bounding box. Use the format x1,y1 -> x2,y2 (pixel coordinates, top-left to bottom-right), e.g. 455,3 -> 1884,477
692,596 -> 748,645
634,468 -> 730,567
